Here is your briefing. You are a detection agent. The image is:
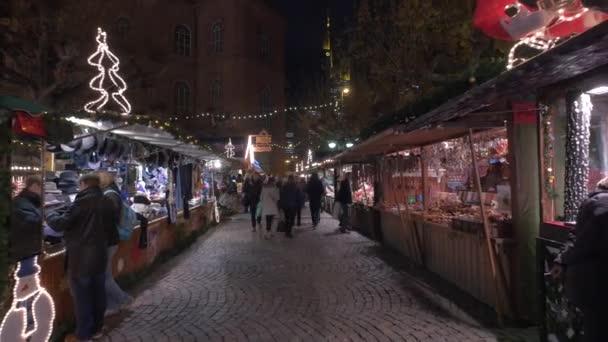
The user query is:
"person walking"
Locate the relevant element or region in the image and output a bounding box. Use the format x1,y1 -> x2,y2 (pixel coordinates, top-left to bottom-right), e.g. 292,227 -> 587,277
97,171 -> 134,317
336,174 -> 352,233
552,177 -> 608,342
279,175 -> 301,238
243,173 -> 262,231
260,177 -> 280,239
46,174 -> 116,341
296,177 -> 306,226
306,173 -> 325,229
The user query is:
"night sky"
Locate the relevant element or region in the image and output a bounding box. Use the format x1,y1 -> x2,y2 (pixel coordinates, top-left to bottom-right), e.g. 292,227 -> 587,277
276,0 -> 357,100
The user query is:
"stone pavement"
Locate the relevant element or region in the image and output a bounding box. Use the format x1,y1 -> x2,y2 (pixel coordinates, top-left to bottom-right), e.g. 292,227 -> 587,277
101,212 -> 538,342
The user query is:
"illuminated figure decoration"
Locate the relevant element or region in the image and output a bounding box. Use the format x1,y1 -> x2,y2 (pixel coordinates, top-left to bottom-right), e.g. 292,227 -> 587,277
224,138 -> 235,159
0,257 -> 55,342
84,28 -> 132,115
307,149 -> 313,167
473,0 -> 608,69
244,135 -> 255,166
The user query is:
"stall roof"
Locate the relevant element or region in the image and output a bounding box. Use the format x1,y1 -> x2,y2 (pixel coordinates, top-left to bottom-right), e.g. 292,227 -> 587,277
0,95 -> 48,114
68,117 -> 221,161
407,20 -> 608,131
336,21 -> 608,163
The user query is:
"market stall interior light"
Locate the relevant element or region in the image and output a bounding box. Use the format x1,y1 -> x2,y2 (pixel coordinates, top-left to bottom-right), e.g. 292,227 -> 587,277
586,86 -> 608,95
213,160 -> 222,169
328,142 -> 337,149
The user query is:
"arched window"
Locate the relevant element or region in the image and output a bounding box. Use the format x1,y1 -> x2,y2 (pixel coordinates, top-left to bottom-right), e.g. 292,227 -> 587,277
211,80 -> 222,110
175,82 -> 191,115
211,22 -> 223,53
174,25 -> 191,56
260,86 -> 272,114
115,17 -> 130,38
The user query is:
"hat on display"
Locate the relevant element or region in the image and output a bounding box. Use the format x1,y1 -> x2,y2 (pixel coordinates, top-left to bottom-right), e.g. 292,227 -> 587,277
44,171 -> 57,182
59,170 -> 79,181
61,186 -> 79,195
75,135 -> 97,155
73,153 -> 88,169
44,182 -> 62,194
66,139 -> 82,153
46,143 -> 77,153
87,152 -> 101,170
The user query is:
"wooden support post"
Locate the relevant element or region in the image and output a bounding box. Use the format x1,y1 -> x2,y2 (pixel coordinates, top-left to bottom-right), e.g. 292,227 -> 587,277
420,147 -> 429,211
397,155 -> 424,265
388,158 -> 418,263
467,129 -> 507,325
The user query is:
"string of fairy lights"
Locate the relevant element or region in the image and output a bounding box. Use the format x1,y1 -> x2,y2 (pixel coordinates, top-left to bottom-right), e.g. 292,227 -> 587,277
168,101 -> 340,122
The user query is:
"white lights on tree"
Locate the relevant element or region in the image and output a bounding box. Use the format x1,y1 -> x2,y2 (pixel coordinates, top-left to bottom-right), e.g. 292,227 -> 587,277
0,257 -> 55,342
84,27 -> 132,116
224,138 -> 235,159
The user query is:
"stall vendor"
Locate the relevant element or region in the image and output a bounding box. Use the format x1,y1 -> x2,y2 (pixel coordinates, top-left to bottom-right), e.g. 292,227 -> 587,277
10,176 -> 43,262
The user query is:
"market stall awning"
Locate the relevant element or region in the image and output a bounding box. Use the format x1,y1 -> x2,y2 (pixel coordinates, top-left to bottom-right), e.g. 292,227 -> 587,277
0,95 -> 48,114
68,117 -> 220,161
334,126 -> 474,163
407,20 -> 608,131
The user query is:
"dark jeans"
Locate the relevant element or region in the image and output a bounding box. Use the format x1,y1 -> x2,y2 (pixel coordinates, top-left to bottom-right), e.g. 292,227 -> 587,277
339,203 -> 350,228
265,215 -> 274,231
69,272 -> 106,340
296,206 -> 302,226
310,204 -> 321,226
284,208 -> 296,234
249,203 -> 259,227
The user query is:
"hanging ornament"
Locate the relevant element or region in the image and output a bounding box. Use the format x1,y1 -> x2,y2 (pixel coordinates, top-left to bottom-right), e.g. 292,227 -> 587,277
84,28 -> 132,116
564,92 -> 592,221
224,138 -> 235,159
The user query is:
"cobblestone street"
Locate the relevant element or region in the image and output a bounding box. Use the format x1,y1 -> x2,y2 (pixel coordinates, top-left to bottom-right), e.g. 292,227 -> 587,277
102,212 -> 537,342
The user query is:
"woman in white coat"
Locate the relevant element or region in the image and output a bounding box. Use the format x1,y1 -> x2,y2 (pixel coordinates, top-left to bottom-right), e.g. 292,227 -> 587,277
260,177 -> 280,238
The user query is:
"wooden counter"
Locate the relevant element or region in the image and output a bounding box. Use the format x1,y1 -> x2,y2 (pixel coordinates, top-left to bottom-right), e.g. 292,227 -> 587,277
39,203 -> 216,324
380,210 -> 513,314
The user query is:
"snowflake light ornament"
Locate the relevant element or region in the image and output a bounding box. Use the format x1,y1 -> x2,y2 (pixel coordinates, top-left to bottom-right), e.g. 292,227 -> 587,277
84,28 -> 132,115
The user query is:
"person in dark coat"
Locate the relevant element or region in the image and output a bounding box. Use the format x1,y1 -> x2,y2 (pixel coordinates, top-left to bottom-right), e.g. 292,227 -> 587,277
336,173 -> 353,233
46,174 -> 117,341
296,178 -> 306,226
306,173 -> 325,229
552,177 -> 608,342
10,176 -> 43,263
243,173 -> 263,231
279,175 -> 301,238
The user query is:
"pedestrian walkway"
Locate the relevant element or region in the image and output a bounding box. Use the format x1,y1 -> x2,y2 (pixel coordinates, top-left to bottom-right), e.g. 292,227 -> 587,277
102,212 -> 538,342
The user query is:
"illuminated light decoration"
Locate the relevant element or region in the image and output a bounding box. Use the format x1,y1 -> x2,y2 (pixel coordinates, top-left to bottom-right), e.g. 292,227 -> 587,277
244,135 -> 255,166
346,142 -> 354,148
564,92 -> 592,221
214,200 -> 221,223
307,149 -> 313,166
0,256 -> 55,342
224,138 -> 235,159
587,86 -> 608,95
474,1 -> 607,70
84,28 -> 131,116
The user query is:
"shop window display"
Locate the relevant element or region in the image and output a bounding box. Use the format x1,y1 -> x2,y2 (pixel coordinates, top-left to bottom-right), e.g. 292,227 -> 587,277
382,130 -> 512,237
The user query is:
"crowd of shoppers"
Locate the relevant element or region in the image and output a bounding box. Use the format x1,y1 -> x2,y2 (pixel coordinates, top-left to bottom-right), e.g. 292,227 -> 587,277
11,173 -> 136,342
244,172 -> 353,238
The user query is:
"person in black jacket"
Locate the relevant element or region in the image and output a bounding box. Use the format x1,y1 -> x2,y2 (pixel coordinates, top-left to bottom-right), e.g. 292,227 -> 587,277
552,177 -> 608,342
306,173 -> 325,229
244,173 -> 263,231
280,175 -> 301,238
46,174 -> 116,341
336,174 -> 353,233
98,171 -> 133,316
10,176 -> 43,263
